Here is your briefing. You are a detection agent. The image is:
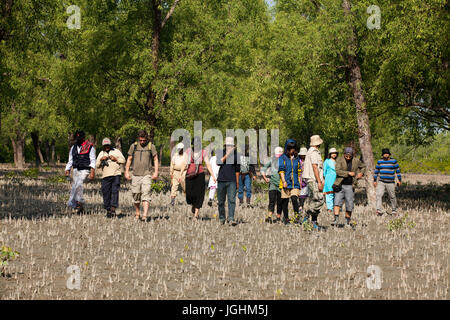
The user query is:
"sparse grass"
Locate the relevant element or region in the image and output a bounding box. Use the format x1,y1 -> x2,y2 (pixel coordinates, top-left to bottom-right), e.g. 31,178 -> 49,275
0,168 -> 448,299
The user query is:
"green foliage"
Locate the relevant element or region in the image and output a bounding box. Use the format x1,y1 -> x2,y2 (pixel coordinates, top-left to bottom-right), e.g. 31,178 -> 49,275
252,180 -> 269,193
151,179 -> 170,194
387,214 -> 416,232
5,171 -> 17,179
22,168 -> 39,179
46,175 -> 68,184
1,245 -> 20,276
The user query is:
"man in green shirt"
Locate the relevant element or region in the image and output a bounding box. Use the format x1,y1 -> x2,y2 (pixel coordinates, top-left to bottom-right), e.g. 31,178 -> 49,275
262,146 -> 284,223
125,130 -> 158,221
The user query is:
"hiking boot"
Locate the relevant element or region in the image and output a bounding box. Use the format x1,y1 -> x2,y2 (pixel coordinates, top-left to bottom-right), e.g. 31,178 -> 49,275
106,210 -> 113,218
274,217 -> 281,224
170,198 -> 175,206
208,199 -> 213,207
219,219 -> 226,225
239,198 -> 244,206
390,210 -> 397,216
376,211 -> 383,217
229,220 -> 237,226
265,216 -> 273,223
312,222 -> 320,231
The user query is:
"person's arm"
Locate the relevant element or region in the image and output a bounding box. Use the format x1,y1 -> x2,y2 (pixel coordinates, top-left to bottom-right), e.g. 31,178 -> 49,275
335,160 -> 350,178
65,146 -> 74,175
221,147 -> 235,164
312,164 -> 323,191
235,154 -> 240,188
204,154 -> 216,183
114,150 -> 126,164
395,160 -> 402,186
170,157 -> 174,178
125,155 -> 133,180
356,158 -> 365,179
152,154 -> 159,180
88,146 -> 96,180
261,161 -> 271,183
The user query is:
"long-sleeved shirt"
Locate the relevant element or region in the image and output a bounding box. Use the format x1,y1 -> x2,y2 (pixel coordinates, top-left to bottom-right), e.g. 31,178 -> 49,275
96,148 -> 126,178
374,158 -> 401,183
65,145 -> 96,171
170,153 -> 188,175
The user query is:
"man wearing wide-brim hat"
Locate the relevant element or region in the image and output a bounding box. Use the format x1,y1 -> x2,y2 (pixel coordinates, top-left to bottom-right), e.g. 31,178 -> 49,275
96,137 -> 126,217
302,135 -> 325,229
216,136 -> 241,225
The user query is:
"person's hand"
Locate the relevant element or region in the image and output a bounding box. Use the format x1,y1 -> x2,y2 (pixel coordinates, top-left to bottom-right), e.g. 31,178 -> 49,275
373,181 -> 377,187
88,172 -> 95,180
252,175 -> 257,181
283,181 -> 288,188
109,155 -> 117,162
100,156 -> 108,161
264,177 -> 270,183
125,171 -> 131,181
397,181 -> 401,187
170,175 -> 173,181
318,180 -> 324,192
348,172 -> 355,177
212,176 -> 216,183
64,170 -> 70,177
356,172 -> 363,179
152,173 -> 158,181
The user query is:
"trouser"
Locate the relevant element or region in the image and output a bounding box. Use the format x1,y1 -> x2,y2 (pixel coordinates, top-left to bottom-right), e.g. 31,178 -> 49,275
218,181 -> 237,222
101,175 -> 121,210
238,174 -> 252,200
307,180 -> 324,222
209,187 -> 216,200
376,181 -> 397,212
268,190 -> 282,215
299,197 -> 306,209
67,169 -> 90,208
171,170 -> 186,198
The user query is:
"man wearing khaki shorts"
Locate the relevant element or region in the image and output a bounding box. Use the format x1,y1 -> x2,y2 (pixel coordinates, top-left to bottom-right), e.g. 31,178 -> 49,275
125,130 -> 158,221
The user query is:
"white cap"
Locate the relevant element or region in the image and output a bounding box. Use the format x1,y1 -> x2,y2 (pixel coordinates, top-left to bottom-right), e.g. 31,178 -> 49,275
102,137 -> 112,146
225,137 -> 235,146
274,147 -> 283,157
176,142 -> 184,150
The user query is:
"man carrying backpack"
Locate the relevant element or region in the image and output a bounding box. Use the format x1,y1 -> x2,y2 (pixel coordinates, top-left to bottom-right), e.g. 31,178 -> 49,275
125,130 -> 158,221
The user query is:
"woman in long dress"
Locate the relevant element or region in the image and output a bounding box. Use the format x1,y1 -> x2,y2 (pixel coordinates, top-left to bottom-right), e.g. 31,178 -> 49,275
323,148 -> 338,214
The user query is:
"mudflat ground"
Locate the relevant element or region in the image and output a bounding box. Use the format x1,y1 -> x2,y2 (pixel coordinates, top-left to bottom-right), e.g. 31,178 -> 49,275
0,167 -> 448,299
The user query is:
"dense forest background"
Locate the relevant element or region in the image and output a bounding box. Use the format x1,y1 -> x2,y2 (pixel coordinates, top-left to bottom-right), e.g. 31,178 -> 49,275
0,0 -> 448,173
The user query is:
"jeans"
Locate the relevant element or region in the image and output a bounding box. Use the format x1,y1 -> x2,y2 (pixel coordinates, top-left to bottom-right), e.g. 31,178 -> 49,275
217,181 -> 237,222
238,174 -> 252,200
101,175 -> 121,210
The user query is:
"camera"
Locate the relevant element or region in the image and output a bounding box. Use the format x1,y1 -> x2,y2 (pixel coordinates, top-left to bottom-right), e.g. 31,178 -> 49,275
100,159 -> 109,169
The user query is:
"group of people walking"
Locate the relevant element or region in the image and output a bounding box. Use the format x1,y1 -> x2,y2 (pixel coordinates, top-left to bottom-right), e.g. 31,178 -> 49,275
64,130 -> 402,228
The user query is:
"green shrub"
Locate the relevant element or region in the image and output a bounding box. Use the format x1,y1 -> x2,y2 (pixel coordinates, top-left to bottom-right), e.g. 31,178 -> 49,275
5,171 -> 17,179
22,168 -> 39,179
252,180 -> 268,193
46,175 -> 68,184
1,245 -> 20,277
387,214 -> 416,232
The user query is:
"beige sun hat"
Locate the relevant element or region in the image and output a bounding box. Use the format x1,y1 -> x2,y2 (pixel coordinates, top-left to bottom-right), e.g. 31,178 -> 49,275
329,147 -> 337,154
225,137 -> 235,146
310,135 -> 323,146
102,137 -> 112,146
299,147 -> 308,156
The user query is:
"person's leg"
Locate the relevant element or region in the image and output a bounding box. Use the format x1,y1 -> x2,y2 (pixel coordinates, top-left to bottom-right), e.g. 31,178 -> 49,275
170,173 -> 179,205
131,175 -> 142,219
343,185 -> 354,226
245,175 -> 252,205
308,181 -> 324,227
298,197 -> 306,212
376,181 -> 385,214
209,187 -> 216,200
227,181 -> 237,222
141,175 -> 152,220
386,183 -> 397,213
281,198 -> 289,222
101,177 -> 112,211
74,170 -> 89,211
217,182 -> 227,223
194,173 -> 206,219
333,188 -> 344,225
291,195 -> 300,213
276,191 -> 282,219
67,169 -> 78,208
325,194 -> 334,212
238,175 -> 244,204
110,175 -> 120,212
267,190 -> 276,221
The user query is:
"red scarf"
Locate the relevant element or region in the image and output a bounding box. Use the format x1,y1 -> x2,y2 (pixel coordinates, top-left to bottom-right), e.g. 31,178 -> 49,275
79,140 -> 93,154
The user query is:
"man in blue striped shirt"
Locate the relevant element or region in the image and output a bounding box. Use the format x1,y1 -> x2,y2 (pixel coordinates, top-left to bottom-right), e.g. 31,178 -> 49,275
374,148 -> 401,216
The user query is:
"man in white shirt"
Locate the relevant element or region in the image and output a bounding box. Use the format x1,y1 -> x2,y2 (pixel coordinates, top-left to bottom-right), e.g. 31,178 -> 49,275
64,130 -> 96,213
302,135 -> 325,229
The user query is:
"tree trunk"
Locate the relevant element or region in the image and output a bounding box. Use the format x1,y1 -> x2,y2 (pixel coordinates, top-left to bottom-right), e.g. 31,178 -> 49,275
115,136 -> 122,152
50,140 -> 56,165
324,142 -> 329,159
343,0 -> 376,210
44,139 -> 50,163
159,144 -> 164,166
31,131 -> 44,167
11,134 -> 25,169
